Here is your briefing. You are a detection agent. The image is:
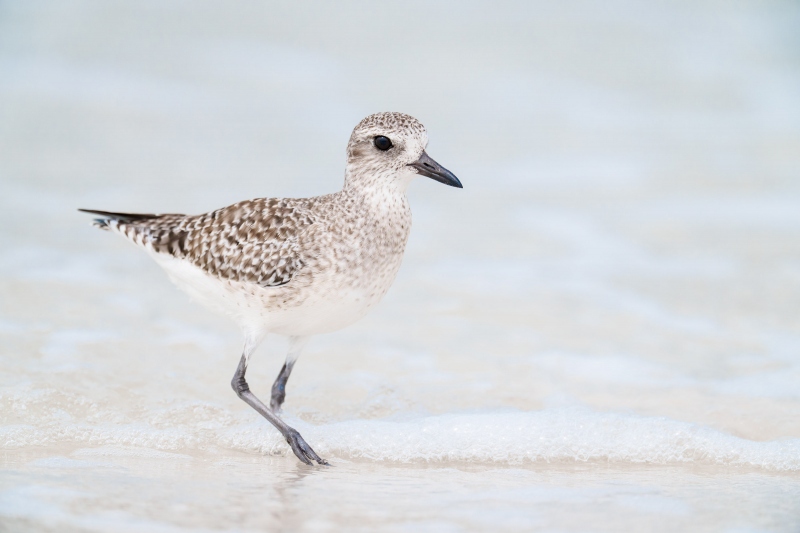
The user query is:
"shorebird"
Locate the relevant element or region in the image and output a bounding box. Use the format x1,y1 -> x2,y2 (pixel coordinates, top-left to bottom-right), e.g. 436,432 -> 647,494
80,112 -> 461,465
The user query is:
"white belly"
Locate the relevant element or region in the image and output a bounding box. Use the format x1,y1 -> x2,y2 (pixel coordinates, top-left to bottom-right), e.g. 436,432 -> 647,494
151,252 -> 384,338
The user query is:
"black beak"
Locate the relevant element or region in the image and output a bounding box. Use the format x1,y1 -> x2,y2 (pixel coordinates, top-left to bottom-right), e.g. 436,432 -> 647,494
407,151 -> 462,188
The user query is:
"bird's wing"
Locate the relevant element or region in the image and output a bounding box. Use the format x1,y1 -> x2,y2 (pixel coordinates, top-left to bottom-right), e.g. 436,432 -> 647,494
79,198 -> 317,287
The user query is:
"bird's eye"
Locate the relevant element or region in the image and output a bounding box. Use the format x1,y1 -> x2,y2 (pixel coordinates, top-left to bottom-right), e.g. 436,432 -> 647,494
373,136 -> 393,151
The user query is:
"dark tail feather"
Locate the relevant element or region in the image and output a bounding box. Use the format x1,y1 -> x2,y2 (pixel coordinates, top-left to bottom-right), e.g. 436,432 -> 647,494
78,208 -> 180,230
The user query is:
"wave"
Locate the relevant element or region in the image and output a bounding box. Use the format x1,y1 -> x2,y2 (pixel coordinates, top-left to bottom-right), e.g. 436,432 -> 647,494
3,405 -> 799,471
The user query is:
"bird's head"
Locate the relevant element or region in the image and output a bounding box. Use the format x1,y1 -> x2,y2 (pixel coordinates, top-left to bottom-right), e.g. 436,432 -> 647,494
344,112 -> 462,192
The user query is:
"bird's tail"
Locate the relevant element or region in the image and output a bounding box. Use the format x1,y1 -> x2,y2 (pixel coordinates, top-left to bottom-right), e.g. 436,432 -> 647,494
78,209 -> 163,230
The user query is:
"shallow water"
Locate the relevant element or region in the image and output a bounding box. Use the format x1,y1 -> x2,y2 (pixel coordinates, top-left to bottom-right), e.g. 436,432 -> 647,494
2,1 -> 800,531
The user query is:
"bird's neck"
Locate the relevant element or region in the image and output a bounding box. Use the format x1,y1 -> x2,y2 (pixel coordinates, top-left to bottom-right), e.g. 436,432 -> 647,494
342,165 -> 410,202
339,168 -> 412,232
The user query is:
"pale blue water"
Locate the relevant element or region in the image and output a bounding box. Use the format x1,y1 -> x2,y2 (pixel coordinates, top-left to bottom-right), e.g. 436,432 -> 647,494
1,1 -> 800,531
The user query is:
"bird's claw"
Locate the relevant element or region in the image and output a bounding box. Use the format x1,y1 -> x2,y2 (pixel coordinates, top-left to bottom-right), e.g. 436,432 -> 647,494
285,428 -> 328,466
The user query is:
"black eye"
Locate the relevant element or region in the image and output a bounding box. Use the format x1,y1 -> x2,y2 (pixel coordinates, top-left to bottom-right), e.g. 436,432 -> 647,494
373,136 -> 393,151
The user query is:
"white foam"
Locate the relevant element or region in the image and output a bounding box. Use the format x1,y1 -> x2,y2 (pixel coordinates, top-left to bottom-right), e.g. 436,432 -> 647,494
4,406 -> 799,471
299,410 -> 800,470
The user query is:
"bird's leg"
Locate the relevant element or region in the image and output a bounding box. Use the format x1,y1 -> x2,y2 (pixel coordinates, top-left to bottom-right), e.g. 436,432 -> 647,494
270,336 -> 308,412
230,342 -> 326,466
270,361 -> 294,412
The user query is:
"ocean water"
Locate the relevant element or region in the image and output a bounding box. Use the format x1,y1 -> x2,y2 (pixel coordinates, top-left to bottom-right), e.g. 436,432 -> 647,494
2,1 -> 800,531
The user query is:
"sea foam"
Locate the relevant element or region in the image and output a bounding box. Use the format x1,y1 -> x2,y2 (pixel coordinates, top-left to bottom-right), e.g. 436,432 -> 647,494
296,410 -> 800,470
4,404 -> 799,471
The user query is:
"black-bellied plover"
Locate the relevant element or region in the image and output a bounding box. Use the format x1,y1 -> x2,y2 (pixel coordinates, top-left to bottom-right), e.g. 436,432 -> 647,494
80,112 -> 462,465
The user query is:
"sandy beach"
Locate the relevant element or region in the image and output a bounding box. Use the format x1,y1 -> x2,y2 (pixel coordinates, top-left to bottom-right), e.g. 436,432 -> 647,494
1,1 -> 799,530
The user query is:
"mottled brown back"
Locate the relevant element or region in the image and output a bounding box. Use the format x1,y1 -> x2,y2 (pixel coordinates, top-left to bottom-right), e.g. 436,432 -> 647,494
86,198 -> 317,287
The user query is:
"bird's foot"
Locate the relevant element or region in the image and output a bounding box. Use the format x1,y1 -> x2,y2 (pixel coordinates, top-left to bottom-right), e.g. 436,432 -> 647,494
285,427 -> 328,466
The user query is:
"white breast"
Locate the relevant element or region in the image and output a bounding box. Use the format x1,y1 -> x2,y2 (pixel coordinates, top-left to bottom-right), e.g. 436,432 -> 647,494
151,250 -> 389,339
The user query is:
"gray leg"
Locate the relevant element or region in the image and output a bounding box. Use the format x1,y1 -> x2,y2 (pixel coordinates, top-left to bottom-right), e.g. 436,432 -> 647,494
231,352 -> 327,466
271,360 -> 295,412
270,336 -> 309,413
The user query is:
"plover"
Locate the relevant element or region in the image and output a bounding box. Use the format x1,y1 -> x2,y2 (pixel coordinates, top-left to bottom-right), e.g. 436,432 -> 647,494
80,112 -> 462,465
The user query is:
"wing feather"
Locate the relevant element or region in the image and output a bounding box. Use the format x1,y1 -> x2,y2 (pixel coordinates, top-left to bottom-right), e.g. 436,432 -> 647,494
80,199 -> 315,287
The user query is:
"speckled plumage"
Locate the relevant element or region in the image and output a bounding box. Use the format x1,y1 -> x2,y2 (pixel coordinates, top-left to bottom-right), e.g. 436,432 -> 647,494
81,112 -> 461,465
92,198 -> 315,287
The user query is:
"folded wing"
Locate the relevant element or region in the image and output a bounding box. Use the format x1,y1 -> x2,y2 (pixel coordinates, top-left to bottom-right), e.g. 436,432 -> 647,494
79,198 -> 316,287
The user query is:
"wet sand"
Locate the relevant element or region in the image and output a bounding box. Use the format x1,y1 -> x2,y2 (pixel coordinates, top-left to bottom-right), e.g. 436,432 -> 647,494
1,1 -> 800,530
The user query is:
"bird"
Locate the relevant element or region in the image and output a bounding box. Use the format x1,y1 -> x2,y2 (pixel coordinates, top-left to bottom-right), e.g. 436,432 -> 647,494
79,112 -> 462,465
